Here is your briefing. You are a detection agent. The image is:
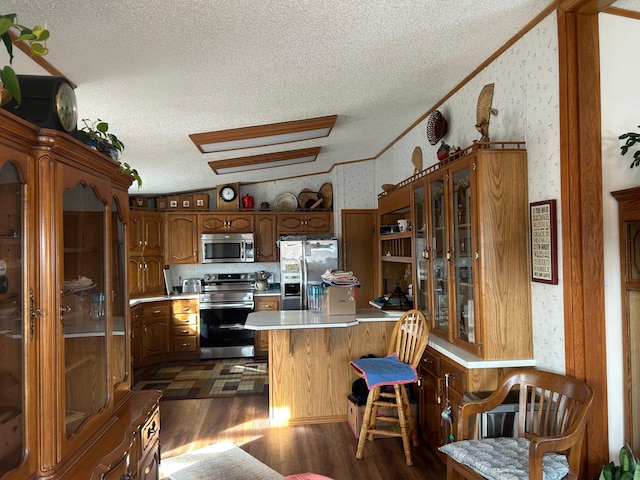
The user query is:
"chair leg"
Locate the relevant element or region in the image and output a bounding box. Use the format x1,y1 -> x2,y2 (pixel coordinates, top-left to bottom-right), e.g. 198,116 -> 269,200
356,386 -> 378,460
400,385 -> 419,447
395,384 -> 413,466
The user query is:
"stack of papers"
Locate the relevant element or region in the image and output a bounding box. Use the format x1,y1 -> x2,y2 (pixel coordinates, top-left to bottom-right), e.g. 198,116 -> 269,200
321,269 -> 361,288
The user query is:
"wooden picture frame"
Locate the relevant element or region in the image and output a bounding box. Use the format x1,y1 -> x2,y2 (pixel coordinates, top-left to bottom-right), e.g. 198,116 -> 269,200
530,199 -> 558,284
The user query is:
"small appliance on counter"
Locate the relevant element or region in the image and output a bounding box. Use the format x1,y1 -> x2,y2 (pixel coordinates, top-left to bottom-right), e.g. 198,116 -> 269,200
182,278 -> 202,293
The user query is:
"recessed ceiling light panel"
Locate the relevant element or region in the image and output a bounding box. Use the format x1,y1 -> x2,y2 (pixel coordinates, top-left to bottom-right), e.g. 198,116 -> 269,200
190,115 -> 336,153
208,147 -> 321,174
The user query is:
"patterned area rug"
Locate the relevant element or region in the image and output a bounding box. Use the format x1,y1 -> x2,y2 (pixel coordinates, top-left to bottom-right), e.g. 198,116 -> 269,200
133,359 -> 268,400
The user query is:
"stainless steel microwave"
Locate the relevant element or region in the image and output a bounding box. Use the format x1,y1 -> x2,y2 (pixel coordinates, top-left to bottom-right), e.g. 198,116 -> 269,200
201,233 -> 255,263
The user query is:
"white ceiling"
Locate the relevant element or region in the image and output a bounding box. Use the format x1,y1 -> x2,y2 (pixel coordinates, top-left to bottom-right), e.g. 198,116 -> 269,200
0,1 -> 586,194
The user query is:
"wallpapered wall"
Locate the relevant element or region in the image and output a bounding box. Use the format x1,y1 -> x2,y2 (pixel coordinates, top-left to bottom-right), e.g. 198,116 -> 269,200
361,11 -> 565,373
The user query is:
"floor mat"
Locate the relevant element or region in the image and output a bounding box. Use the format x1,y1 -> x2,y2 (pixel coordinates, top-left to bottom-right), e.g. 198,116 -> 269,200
133,359 -> 268,400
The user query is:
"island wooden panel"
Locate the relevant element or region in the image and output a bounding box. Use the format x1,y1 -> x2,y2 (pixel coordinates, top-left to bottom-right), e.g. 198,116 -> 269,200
268,321 -> 396,425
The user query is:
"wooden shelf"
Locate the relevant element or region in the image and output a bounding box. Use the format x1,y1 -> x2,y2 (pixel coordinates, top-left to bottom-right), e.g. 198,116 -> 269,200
380,231 -> 412,240
381,255 -> 413,263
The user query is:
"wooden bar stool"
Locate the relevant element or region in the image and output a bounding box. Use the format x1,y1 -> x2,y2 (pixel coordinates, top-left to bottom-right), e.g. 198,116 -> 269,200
350,309 -> 429,466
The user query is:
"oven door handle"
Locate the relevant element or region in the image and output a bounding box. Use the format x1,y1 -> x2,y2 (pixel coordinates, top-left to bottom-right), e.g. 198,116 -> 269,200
200,302 -> 254,309
219,324 -> 249,330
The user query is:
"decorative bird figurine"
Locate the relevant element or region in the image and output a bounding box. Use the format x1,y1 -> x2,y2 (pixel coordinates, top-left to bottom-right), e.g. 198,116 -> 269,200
476,83 -> 499,143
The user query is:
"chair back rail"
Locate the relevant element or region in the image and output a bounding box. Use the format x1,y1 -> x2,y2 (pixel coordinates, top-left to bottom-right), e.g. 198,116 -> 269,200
387,310 -> 429,367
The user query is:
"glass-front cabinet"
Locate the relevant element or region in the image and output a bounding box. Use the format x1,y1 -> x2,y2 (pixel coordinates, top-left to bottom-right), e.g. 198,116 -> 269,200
0,111 -> 160,480
414,145 -> 532,360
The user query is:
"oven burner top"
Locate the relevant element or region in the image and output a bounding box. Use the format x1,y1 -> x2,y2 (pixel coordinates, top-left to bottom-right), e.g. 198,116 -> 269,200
201,272 -> 257,295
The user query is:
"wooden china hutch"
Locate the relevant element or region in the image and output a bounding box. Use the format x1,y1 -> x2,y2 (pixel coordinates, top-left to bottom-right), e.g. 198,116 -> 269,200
0,110 -> 160,480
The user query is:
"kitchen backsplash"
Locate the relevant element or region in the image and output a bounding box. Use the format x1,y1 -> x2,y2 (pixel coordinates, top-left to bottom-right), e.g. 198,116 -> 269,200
168,262 -> 280,291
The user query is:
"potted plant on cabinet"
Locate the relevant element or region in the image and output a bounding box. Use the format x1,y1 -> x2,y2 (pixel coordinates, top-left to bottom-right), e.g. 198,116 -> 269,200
619,127 -> 640,168
75,118 -> 142,188
0,13 -> 50,105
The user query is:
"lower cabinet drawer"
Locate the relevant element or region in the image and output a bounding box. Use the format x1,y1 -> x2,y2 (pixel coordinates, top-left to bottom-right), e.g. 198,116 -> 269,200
141,407 -> 160,458
174,336 -> 197,352
173,325 -> 197,337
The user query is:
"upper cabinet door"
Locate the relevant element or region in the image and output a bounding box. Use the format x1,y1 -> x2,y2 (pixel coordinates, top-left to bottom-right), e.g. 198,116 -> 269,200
0,156 -> 31,479
61,173 -> 109,440
428,171 -> 448,338
449,162 -> 474,347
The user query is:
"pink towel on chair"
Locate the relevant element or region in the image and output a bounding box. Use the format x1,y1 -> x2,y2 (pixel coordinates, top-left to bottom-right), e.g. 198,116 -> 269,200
282,474 -> 334,480
350,353 -> 418,389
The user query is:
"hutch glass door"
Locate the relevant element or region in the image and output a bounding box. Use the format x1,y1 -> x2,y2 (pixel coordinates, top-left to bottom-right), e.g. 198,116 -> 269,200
413,182 -> 430,318
450,165 -> 474,345
429,174 -> 448,336
63,183 -> 108,437
0,162 -> 24,476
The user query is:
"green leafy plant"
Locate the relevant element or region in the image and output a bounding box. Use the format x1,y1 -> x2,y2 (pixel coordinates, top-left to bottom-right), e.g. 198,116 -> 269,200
619,127 -> 640,168
599,444 -> 640,480
0,13 -> 50,105
75,118 -> 142,188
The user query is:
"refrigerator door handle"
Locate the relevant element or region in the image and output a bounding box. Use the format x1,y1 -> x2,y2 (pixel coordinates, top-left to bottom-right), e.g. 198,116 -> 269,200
300,255 -> 307,310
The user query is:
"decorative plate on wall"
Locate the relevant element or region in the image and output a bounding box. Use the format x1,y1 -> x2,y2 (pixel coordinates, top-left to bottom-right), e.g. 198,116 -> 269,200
274,192 -> 298,212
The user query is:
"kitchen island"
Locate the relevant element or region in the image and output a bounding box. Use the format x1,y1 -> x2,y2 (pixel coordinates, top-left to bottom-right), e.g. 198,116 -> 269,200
245,308 -> 402,425
246,308 -> 537,426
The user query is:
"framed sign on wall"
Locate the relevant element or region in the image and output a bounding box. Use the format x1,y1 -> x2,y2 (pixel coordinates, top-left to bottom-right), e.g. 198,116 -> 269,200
530,199 -> 558,284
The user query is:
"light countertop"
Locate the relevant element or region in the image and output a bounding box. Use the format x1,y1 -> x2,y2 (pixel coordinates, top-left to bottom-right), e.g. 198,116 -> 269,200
428,334 -> 536,370
245,308 -> 403,330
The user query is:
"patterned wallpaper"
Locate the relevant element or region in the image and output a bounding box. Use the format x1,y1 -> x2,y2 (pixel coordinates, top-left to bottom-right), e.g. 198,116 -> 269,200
350,11 -> 565,372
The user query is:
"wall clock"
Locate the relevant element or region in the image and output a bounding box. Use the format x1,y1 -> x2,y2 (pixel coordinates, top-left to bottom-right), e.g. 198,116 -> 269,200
216,183 -> 240,212
219,185 -> 237,202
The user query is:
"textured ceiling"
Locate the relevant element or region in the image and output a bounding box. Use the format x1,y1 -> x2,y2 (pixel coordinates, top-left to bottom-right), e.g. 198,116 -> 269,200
1,1 -> 576,194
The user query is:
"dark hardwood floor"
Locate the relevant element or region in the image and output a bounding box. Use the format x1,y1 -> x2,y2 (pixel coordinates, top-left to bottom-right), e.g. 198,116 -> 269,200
157,393 -> 446,479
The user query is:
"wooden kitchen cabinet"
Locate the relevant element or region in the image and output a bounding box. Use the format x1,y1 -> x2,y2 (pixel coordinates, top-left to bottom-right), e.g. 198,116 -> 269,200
129,211 -> 163,256
200,213 -> 254,233
171,298 -> 199,359
129,254 -> 165,297
277,211 -> 333,234
254,295 -> 280,356
417,345 -> 511,454
0,110 -> 159,480
254,213 -> 278,262
165,212 -> 199,264
129,211 -> 164,297
140,301 -> 171,362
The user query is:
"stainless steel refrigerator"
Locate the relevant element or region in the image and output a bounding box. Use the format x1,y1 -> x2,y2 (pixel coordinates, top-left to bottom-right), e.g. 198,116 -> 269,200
279,235 -> 338,310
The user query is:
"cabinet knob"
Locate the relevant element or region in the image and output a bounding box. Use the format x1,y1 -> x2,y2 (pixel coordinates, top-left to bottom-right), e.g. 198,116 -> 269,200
422,248 -> 430,259
180,342 -> 191,347
181,330 -> 189,334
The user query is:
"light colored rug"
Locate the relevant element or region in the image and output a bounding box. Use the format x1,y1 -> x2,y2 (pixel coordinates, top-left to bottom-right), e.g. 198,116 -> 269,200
160,442 -> 283,480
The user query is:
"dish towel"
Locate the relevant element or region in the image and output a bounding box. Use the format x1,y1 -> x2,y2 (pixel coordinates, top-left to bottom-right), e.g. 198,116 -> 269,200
350,353 -> 417,389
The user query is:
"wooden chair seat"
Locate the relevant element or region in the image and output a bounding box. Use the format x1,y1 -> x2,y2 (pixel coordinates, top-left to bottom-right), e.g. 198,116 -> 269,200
438,369 -> 594,480
349,309 -> 429,466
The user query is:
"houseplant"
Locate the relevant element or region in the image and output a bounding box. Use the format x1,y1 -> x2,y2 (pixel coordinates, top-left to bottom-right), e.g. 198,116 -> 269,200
75,118 -> 142,187
0,13 -> 50,105
619,127 -> 640,168
598,444 -> 640,480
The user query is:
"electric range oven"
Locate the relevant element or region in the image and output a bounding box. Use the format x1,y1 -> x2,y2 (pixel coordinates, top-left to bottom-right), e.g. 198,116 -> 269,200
199,272 -> 255,359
